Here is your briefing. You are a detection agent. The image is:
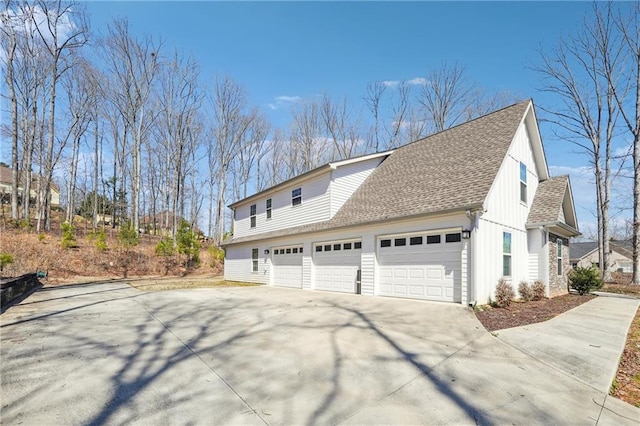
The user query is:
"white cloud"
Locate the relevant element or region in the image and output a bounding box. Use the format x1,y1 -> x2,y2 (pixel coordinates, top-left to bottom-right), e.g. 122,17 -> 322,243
382,80 -> 400,88
406,77 -> 427,86
268,95 -> 301,110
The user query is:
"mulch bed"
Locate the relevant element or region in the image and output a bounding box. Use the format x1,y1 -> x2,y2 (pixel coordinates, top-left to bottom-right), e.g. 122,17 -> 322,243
474,293 -> 596,332
611,305 -> 640,407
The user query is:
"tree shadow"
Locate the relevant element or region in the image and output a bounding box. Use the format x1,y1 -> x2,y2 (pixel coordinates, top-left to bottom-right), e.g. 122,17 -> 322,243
2,285 -> 561,425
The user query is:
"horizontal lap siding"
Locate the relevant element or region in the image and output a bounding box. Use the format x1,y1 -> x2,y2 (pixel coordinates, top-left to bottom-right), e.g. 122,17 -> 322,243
224,244 -> 269,284
330,158 -> 384,217
234,173 -> 331,238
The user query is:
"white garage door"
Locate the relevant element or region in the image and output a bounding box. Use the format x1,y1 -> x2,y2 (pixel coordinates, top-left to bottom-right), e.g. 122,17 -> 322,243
378,232 -> 462,302
271,246 -> 303,288
313,240 -> 361,293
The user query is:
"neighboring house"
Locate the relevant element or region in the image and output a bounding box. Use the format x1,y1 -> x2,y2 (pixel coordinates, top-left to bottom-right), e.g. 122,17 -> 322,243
0,165 -> 61,208
570,241 -> 633,273
222,100 -> 580,305
140,211 -> 203,236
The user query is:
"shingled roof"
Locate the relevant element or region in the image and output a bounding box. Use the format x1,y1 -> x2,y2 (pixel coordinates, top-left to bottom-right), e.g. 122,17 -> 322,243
224,100 -> 534,246
527,176 -> 569,225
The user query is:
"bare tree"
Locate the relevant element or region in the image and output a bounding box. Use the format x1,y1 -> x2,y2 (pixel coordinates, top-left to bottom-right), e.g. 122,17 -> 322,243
1,0 -> 20,220
103,18 -> 160,232
209,76 -> 251,243
534,3 -> 621,281
418,62 -> 475,133
606,2 -> 640,284
363,81 -> 386,153
290,99 -> 326,174
31,0 -> 88,231
62,56 -> 93,223
320,93 -> 362,160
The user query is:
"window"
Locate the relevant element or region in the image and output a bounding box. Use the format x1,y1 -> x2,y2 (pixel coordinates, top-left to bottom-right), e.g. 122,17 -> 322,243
316,245 -> 322,252
266,199 -> 272,219
292,248 -> 298,254
427,235 -> 441,244
292,188 -> 302,206
503,232 -> 512,276
380,239 -> 391,247
410,236 -> 423,245
250,204 -> 256,228
333,244 -> 341,251
445,233 -> 461,243
394,238 -> 406,246
300,247 -> 303,253
252,248 -> 259,272
520,162 -> 527,203
354,242 -> 361,249
286,248 -> 291,254
324,244 -> 332,252
343,242 -> 352,250
557,239 -> 563,275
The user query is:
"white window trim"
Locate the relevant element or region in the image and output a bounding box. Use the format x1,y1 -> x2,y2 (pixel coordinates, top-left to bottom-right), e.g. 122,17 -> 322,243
251,248 -> 259,273
519,162 -> 527,205
503,231 -> 512,277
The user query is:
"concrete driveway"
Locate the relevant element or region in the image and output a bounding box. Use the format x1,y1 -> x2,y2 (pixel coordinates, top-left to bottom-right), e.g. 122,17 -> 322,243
1,282 -> 638,425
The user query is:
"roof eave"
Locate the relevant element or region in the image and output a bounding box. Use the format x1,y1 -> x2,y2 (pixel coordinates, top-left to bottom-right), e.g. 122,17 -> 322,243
526,221 -> 581,237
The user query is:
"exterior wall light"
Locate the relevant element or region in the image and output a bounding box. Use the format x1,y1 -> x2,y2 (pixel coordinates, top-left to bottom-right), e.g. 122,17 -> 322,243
264,249 -> 270,255
461,229 -> 471,239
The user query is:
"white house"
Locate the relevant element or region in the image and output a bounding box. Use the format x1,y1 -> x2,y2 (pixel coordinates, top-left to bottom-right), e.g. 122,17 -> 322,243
222,100 -> 580,305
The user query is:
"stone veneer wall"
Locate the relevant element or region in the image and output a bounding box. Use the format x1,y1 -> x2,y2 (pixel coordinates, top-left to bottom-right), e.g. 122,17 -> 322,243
548,233 -> 571,297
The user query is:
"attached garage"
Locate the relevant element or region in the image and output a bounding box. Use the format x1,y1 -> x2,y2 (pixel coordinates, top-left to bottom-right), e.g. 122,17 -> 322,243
271,245 -> 303,288
313,240 -> 362,293
377,232 -> 462,302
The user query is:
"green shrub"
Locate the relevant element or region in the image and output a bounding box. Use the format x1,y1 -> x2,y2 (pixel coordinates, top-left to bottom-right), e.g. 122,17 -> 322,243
38,233 -> 46,242
118,220 -> 139,249
176,220 -> 201,266
518,281 -> 532,301
0,252 -> 14,272
208,245 -> 225,267
569,266 -> 603,295
495,278 -> 515,308
155,237 -> 175,257
61,222 -> 77,249
531,281 -> 546,300
94,229 -> 108,251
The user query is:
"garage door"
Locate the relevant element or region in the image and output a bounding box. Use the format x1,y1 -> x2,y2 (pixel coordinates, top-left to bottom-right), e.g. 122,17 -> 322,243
313,240 -> 361,293
378,232 -> 462,302
271,246 -> 303,288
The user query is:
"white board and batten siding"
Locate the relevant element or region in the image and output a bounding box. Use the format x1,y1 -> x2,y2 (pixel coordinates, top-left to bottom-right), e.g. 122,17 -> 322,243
330,158 -> 384,216
475,121 -> 543,303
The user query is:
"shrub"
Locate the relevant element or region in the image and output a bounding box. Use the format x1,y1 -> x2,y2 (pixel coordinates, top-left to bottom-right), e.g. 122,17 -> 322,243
94,229 -> 108,251
155,237 -> 175,257
569,266 -> 603,295
118,220 -> 139,249
38,233 -> 46,242
531,281 -> 546,300
0,252 -> 14,273
495,278 -> 515,308
208,245 -> 225,267
518,281 -> 532,301
176,220 -> 201,266
61,222 -> 77,249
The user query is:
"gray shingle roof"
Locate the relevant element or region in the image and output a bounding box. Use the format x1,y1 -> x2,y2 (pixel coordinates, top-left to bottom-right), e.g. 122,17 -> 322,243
527,175 -> 569,225
224,100 -> 532,246
569,241 -> 597,261
569,240 -> 633,261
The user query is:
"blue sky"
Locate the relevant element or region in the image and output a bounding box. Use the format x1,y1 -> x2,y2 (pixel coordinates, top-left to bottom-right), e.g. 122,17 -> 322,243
78,2 -> 633,235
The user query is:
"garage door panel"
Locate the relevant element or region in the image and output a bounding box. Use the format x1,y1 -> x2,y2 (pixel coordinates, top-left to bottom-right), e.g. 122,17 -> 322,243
272,246 -> 303,288
378,234 -> 461,303
313,242 -> 361,293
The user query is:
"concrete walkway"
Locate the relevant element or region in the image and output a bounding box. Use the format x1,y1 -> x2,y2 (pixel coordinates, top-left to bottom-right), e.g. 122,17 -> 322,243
1,283 -> 640,425
497,295 -> 640,424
